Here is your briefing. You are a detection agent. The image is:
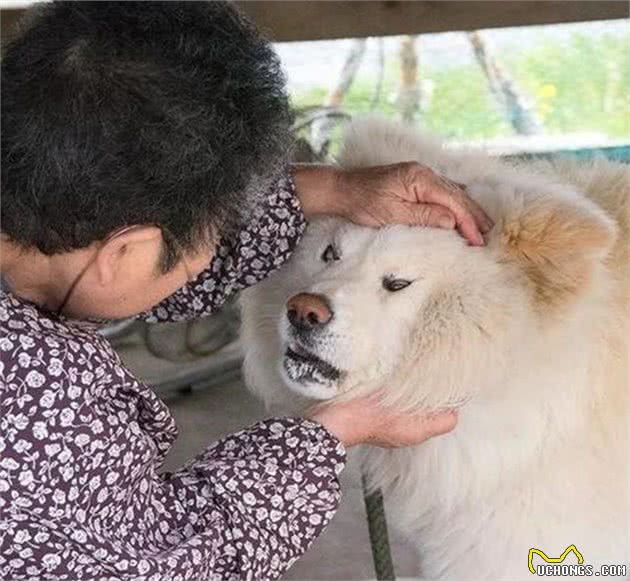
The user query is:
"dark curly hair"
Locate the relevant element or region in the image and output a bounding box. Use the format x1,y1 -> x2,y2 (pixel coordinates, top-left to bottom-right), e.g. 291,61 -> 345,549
1,1 -> 293,270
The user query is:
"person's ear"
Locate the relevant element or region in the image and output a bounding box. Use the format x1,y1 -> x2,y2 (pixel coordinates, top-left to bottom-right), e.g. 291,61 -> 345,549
93,226 -> 163,287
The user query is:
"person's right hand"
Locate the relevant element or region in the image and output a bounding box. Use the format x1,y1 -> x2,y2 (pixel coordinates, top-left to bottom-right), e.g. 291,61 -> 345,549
307,393 -> 458,449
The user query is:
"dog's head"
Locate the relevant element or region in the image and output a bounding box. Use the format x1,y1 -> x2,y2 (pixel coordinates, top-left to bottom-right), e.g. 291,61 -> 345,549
241,122 -> 616,412
271,219 -> 518,406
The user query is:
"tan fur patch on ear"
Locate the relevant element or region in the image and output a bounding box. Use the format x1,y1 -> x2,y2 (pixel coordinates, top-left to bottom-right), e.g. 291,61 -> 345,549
501,199 -> 614,310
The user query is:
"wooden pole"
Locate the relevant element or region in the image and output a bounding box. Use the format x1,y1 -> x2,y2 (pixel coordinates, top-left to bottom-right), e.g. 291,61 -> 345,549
398,35 -> 420,122
468,31 -> 543,135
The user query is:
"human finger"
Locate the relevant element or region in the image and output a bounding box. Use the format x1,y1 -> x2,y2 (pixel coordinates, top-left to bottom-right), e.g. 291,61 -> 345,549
436,176 -> 493,234
394,201 -> 457,230
403,167 -> 485,245
421,182 -> 485,245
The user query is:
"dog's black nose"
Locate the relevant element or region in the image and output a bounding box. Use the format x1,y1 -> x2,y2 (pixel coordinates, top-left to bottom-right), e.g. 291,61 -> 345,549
286,293 -> 333,330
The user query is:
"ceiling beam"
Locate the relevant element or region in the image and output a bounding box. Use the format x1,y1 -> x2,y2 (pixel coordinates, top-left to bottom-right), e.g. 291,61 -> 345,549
2,1 -> 627,46
235,1 -> 629,42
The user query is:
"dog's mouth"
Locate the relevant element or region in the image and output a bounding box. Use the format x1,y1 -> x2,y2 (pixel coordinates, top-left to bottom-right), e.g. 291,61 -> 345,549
283,342 -> 341,385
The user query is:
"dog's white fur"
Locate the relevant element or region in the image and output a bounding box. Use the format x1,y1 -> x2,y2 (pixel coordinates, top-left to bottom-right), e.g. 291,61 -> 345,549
240,118 -> 630,580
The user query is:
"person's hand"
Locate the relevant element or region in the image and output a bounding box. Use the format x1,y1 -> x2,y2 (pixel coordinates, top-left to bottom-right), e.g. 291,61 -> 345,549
292,162 -> 493,246
334,162 -> 493,246
307,393 -> 458,449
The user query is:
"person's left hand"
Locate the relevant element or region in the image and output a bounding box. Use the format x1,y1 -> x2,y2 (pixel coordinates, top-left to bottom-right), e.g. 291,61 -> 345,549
334,162 -> 493,246
293,162 -> 493,246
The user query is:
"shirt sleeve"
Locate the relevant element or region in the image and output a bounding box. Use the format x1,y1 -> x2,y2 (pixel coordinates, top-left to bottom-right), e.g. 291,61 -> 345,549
164,417 -> 347,579
141,172 -> 306,323
1,295 -> 347,581
2,388 -> 347,580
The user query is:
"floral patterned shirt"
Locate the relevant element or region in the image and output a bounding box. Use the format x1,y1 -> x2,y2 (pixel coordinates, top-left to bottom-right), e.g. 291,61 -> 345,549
0,174 -> 347,581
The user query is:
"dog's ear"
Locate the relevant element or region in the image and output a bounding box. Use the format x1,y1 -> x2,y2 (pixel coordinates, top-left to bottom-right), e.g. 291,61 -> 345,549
497,194 -> 616,311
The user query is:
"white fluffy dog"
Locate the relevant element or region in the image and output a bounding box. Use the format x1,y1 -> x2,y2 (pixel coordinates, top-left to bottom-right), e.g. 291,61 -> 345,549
240,118 -> 629,580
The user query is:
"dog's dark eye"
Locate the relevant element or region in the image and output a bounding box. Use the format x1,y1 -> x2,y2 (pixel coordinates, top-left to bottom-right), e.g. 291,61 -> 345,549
321,244 -> 340,263
383,277 -> 412,292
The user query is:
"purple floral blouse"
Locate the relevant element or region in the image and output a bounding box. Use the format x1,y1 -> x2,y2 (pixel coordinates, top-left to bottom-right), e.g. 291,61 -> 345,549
0,174 -> 347,580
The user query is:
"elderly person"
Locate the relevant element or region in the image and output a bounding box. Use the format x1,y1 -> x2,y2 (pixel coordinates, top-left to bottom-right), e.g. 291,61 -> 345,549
0,2 -> 491,580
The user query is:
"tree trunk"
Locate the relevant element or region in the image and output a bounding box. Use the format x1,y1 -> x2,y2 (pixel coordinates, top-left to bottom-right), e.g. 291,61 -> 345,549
468,31 -> 543,135
311,38 -> 367,154
370,38 -> 385,111
398,35 -> 420,122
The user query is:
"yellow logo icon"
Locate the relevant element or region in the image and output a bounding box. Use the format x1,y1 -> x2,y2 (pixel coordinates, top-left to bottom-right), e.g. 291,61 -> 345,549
528,545 -> 584,574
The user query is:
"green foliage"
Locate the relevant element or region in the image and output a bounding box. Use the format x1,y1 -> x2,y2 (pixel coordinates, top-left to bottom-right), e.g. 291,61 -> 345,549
506,32 -> 630,137
421,67 -> 512,139
290,31 -> 630,141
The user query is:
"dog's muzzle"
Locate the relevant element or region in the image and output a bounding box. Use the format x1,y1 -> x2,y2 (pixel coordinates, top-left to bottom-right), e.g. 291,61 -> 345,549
282,292 -> 341,386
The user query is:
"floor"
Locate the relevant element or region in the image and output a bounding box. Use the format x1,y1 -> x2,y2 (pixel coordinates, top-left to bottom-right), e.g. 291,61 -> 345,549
114,320 -> 420,581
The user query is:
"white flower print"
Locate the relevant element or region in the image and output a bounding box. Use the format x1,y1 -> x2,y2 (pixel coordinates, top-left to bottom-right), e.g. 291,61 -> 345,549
71,529 -> 87,543
14,496 -> 33,509
39,390 -> 56,408
18,470 -> 34,487
10,414 -> 29,430
25,370 -> 45,388
96,487 -> 108,504
47,358 -> 63,377
42,553 -> 61,570
18,335 -> 35,350
67,383 -> 81,399
33,531 -> 50,544
59,408 -> 75,427
32,421 -> 48,439
80,370 -> 94,385
59,465 -> 74,482
74,433 -> 90,447
138,560 -> 151,574
242,492 -> 257,506
44,443 -> 61,457
0,458 -> 19,470
13,439 -> 31,454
